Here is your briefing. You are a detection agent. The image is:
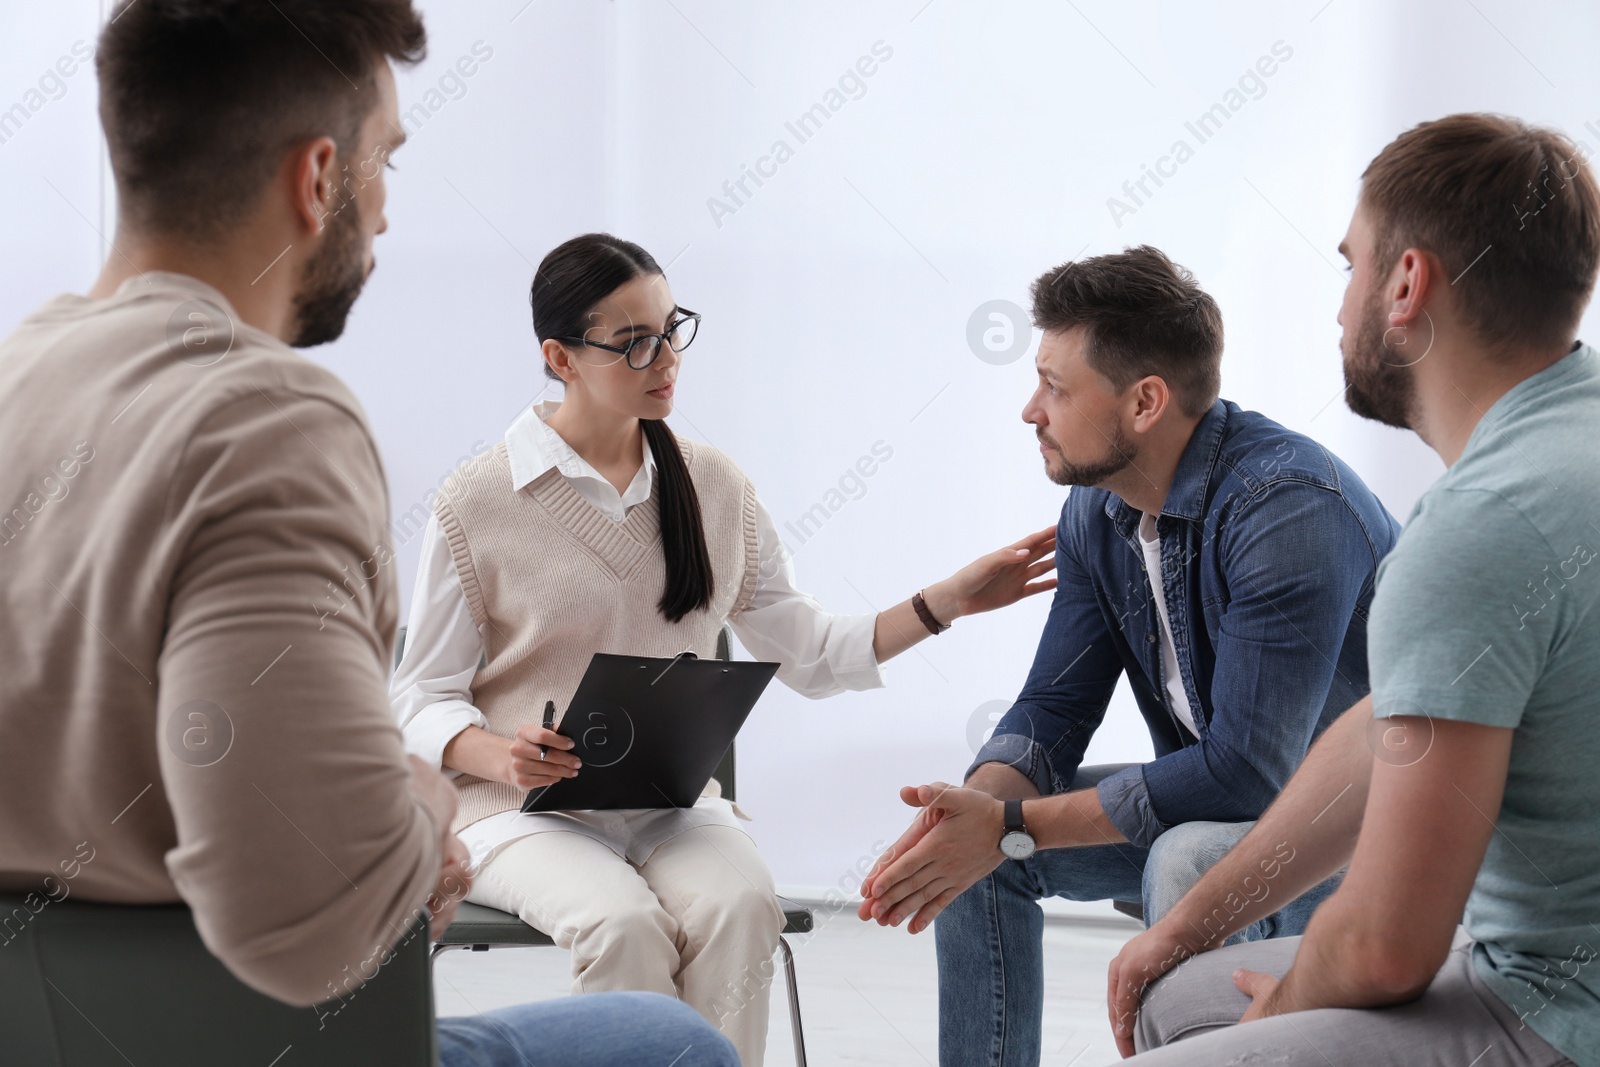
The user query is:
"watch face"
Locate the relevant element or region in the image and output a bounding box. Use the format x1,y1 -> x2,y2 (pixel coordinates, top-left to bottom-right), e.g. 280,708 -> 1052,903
999,831 -> 1036,860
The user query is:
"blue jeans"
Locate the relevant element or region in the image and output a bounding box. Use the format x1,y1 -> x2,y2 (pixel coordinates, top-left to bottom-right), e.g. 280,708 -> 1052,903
935,765 -> 1342,1067
437,991 -> 738,1066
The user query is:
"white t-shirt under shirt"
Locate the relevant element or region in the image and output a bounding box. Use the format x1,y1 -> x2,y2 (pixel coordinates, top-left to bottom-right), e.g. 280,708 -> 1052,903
1137,512 -> 1200,740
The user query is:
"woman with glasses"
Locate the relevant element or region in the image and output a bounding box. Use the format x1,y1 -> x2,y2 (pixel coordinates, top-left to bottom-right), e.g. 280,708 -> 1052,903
391,232 -> 1055,1066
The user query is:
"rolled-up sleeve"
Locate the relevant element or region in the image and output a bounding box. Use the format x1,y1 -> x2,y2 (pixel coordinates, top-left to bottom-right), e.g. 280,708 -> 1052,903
1096,765 -> 1164,845
158,391 -> 438,1007
964,502 -> 1124,793
969,730 -> 1056,795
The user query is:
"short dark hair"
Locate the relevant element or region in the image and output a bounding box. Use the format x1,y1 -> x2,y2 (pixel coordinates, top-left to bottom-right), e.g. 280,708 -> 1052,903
1030,245 -> 1223,417
1361,113 -> 1600,354
97,0 -> 426,240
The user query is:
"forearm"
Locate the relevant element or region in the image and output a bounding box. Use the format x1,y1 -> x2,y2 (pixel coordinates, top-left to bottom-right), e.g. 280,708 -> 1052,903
964,760 -> 1042,800
872,580 -> 960,662
1157,697 -> 1375,949
1269,718 -> 1514,1013
1026,787 -> 1126,848
1263,892 -> 1426,1014
441,725 -> 510,784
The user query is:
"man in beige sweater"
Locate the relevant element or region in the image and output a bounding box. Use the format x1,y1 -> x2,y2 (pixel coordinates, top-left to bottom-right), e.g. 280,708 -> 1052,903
0,2 -> 735,1063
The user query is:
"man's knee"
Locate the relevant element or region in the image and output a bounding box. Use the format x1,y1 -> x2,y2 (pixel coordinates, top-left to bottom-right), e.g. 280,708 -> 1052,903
936,865 -> 991,930
934,861 -> 1008,945
1134,947 -> 1244,1051
934,856 -> 1050,957
1142,821 -> 1253,923
1133,964 -> 1202,1054
960,853 -> 1043,915
595,993 -> 743,1065
1135,937 -> 1301,1051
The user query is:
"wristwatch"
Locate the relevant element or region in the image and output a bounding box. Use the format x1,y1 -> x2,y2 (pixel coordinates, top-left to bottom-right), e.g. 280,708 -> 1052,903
998,798 -> 1037,860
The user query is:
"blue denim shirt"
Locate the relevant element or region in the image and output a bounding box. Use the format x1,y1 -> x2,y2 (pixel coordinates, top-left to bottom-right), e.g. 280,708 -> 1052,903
968,400 -> 1401,847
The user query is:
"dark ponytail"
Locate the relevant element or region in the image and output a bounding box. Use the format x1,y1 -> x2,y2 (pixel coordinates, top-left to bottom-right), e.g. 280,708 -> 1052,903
530,233 -> 713,624
641,418 -> 715,623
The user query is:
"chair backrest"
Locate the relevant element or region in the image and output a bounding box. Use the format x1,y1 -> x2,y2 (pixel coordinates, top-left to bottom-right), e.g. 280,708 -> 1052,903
0,893 -> 436,1066
394,624 -> 740,801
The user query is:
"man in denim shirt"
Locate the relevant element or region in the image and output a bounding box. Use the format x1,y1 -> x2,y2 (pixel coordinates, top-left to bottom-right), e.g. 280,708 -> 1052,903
857,245 -> 1400,1067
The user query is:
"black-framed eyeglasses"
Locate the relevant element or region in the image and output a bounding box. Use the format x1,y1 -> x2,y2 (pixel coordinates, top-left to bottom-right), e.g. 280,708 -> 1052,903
559,308 -> 701,370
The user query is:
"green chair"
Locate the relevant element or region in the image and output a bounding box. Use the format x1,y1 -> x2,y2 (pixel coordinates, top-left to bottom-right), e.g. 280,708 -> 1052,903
404,626 -> 816,1066
0,632 -> 811,1066
0,893 -> 436,1066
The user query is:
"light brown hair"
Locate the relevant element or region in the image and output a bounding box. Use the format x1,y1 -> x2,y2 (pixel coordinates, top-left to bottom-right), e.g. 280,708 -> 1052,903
1361,113 -> 1600,353
98,0 -> 427,240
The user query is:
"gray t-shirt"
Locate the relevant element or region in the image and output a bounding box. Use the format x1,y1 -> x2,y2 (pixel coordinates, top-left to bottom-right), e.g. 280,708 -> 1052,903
1369,344 -> 1600,1066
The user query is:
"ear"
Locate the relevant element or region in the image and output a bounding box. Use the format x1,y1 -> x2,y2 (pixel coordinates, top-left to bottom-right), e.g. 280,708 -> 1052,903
542,338 -> 577,383
1128,375 -> 1170,433
1385,247 -> 1437,331
287,136 -> 342,237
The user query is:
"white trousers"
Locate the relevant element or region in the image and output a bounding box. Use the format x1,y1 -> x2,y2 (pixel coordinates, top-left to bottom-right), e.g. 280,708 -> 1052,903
468,825 -> 784,1067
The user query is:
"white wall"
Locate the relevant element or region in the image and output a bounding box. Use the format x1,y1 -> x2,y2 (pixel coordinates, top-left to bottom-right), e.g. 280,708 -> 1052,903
0,6 -> 105,320
587,0 -> 1600,892
6,0 -> 1600,893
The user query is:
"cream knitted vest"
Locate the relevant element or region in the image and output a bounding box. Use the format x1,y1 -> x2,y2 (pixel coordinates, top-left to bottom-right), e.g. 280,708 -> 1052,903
436,435 -> 761,831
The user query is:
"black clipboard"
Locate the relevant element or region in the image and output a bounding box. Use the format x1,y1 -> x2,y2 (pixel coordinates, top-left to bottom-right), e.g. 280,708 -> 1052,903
521,651 -> 780,812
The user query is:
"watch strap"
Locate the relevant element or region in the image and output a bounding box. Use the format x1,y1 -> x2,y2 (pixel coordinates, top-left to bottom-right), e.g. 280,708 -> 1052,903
1004,798 -> 1026,835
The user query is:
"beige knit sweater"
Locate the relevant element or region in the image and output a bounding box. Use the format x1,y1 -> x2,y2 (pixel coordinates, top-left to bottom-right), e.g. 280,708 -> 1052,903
0,272 -> 435,1007
435,435 -> 761,830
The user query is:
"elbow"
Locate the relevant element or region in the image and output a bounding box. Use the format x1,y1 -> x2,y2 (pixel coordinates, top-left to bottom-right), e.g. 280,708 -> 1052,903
225,953 -> 347,1009
1302,889 -> 1453,1007
1341,929 -> 1448,1005
198,910 -> 426,1008
1219,757 -> 1292,820
174,838 -> 437,1009
1356,950 -> 1438,1004
196,921 -> 354,1007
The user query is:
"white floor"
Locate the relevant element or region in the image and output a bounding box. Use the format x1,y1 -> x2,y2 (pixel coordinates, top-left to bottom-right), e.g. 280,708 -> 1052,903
432,898 -> 1140,1066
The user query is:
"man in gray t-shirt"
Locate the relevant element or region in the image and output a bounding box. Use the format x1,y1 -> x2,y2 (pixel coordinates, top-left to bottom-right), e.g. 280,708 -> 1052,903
1101,113 -> 1599,1067
1366,343 -> 1600,1055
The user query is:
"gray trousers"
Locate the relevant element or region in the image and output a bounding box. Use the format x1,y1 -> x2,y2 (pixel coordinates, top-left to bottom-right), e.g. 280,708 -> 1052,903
1125,928 -> 1575,1066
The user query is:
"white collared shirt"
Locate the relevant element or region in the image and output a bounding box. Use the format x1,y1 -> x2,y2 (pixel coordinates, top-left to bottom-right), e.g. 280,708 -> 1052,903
504,399 -> 657,518
390,400 -> 884,865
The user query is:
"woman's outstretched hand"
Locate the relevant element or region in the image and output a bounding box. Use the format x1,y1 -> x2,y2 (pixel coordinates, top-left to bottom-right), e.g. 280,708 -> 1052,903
871,524 -> 1058,664
930,524 -> 1057,621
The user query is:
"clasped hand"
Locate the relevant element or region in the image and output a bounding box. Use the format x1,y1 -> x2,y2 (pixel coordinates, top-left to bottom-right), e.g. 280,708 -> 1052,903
856,782 -> 1005,935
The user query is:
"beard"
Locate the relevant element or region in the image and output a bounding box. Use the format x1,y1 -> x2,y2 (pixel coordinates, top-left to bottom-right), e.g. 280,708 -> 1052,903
289,201 -> 371,348
1342,283 -> 1417,430
1041,422 -> 1138,488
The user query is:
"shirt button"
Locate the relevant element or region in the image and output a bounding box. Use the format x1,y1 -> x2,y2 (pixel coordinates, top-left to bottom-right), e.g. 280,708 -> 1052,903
1146,633 -> 1158,644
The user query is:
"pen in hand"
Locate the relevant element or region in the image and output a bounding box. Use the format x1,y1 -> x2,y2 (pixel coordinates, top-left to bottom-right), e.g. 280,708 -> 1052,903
509,703 -> 577,791
540,699 -> 556,762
